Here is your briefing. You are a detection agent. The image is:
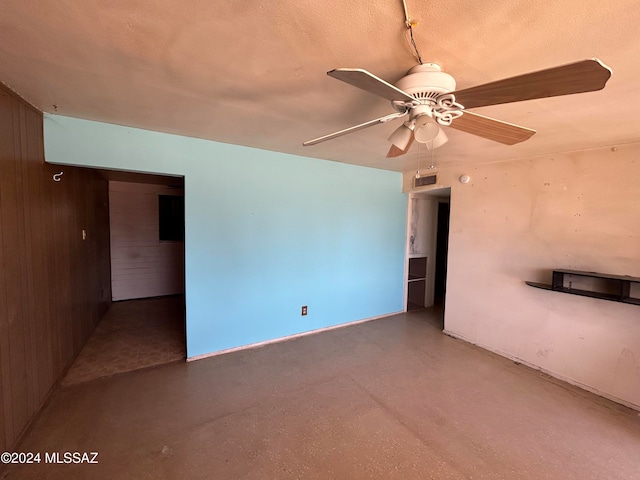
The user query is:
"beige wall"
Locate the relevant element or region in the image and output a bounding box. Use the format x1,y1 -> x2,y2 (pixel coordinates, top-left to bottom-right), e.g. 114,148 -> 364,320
405,143 -> 640,409
109,181 -> 185,301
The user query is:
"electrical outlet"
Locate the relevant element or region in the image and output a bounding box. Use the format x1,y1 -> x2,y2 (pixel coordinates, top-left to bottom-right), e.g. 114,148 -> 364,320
301,306 -> 308,316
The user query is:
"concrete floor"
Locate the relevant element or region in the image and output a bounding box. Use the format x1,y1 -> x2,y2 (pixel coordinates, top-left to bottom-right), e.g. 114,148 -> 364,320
3,309 -> 640,479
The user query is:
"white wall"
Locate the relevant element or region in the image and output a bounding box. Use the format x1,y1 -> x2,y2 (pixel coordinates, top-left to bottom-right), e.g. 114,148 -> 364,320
404,143 -> 640,409
109,181 -> 185,301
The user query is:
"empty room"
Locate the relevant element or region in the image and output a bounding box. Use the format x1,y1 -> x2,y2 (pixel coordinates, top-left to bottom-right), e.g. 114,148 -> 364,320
1,1 -> 639,479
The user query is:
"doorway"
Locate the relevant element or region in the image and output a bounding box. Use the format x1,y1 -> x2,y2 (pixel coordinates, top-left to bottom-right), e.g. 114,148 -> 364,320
405,188 -> 451,328
63,169 -> 187,385
434,201 -> 450,305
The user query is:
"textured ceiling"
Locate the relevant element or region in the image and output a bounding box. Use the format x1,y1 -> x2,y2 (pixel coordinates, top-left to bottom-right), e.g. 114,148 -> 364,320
1,0 -> 639,172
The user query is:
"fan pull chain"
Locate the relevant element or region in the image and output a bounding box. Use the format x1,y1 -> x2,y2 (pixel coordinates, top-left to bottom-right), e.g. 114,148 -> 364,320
429,140 -> 435,169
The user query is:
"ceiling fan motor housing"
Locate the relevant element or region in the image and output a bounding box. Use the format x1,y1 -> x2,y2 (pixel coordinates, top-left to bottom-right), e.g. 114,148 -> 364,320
394,63 -> 456,101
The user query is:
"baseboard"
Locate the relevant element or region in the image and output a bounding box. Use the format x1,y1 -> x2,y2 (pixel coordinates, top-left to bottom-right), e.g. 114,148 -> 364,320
443,329 -> 640,412
187,311 -> 403,362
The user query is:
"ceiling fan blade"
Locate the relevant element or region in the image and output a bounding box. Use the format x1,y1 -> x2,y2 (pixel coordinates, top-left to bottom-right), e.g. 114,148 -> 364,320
387,133 -> 415,158
328,68 -> 416,103
303,111 -> 407,146
449,111 -> 536,145
451,59 -> 612,109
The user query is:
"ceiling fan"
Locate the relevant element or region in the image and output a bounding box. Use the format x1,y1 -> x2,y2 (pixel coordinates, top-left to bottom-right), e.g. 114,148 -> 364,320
303,59 -> 612,157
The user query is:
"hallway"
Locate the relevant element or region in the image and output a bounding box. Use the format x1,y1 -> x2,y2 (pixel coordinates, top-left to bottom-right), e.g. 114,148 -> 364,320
62,296 -> 185,385
4,309 -> 639,479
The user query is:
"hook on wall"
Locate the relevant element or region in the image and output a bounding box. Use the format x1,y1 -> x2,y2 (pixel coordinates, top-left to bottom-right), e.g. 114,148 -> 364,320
53,172 -> 64,182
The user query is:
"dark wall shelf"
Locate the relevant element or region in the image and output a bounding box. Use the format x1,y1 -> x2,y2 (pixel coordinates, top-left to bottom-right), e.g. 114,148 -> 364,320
407,257 -> 427,310
526,269 -> 640,305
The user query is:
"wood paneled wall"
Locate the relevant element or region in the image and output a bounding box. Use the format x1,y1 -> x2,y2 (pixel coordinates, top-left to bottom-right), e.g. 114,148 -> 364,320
0,85 -> 111,451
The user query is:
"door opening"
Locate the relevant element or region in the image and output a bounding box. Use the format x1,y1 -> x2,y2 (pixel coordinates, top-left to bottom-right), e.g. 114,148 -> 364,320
434,201 -> 450,306
62,169 -> 187,385
404,188 -> 450,329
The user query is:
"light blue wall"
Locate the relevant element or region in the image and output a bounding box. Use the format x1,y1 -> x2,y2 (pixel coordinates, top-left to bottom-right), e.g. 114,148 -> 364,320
44,115 -> 407,357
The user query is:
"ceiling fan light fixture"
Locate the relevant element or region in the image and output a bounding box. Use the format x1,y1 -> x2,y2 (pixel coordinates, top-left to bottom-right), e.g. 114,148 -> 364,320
388,121 -> 414,150
425,127 -> 448,150
414,115 -> 440,143
306,59 -> 611,158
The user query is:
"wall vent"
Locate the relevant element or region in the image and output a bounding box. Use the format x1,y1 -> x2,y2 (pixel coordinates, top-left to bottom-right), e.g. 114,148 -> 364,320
413,174 -> 437,188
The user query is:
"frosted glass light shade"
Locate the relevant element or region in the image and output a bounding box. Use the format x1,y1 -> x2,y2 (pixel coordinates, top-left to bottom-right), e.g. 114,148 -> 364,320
425,128 -> 448,150
414,115 -> 439,143
387,122 -> 414,150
